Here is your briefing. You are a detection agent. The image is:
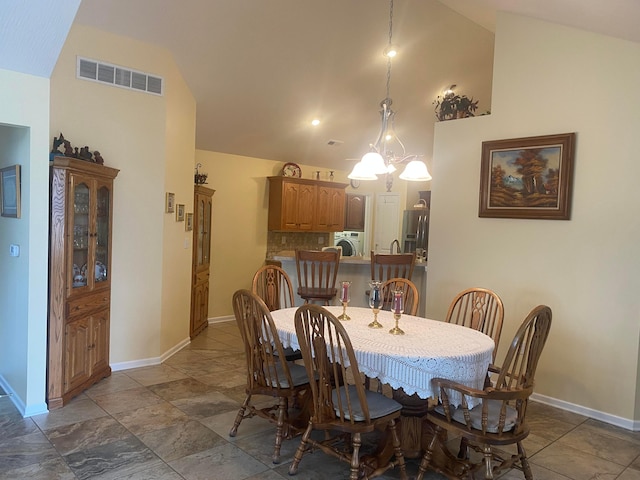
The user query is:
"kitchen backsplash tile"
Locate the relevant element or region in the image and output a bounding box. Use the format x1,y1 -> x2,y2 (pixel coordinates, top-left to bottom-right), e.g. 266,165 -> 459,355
266,232 -> 331,258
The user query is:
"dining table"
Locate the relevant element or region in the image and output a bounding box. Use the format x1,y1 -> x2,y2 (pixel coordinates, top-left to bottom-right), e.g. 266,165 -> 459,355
270,305 -> 495,463
270,305 -> 494,405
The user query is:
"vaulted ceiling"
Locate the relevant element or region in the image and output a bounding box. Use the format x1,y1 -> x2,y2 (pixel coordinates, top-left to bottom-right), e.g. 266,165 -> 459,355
3,0 -> 639,172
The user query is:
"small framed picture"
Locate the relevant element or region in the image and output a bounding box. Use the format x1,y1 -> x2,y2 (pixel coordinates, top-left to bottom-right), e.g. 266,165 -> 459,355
185,212 -> 193,231
1,165 -> 21,218
165,192 -> 175,213
176,203 -> 185,221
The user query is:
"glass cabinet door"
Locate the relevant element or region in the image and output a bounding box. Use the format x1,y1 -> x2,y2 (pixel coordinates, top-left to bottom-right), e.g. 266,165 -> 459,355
195,193 -> 212,268
72,181 -> 91,289
95,185 -> 110,283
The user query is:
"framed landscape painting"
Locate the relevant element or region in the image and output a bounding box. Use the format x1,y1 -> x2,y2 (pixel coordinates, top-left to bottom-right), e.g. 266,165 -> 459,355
478,133 -> 576,220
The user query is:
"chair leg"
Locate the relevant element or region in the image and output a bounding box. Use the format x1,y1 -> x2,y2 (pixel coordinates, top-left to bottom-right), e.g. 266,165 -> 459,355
483,444 -> 494,479
349,432 -> 362,480
289,420 -> 313,475
388,418 -> 407,480
272,396 -> 287,464
416,425 -> 440,480
229,393 -> 251,437
518,441 -> 533,480
457,436 -> 469,459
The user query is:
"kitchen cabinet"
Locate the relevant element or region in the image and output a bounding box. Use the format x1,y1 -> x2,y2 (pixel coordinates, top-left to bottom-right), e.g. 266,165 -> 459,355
267,176 -> 347,232
47,157 -> 119,409
344,194 -> 366,231
190,185 -> 215,338
315,185 -> 346,231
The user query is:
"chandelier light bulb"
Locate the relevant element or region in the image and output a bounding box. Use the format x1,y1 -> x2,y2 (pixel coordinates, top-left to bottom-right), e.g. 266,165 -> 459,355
311,119 -> 320,126
383,44 -> 398,58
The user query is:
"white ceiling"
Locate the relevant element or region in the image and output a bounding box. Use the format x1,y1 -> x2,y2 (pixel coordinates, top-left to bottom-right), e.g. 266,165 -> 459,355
3,0 -> 639,172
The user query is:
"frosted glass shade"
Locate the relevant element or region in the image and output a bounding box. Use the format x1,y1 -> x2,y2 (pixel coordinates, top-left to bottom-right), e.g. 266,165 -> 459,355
348,161 -> 378,180
361,152 -> 388,174
399,160 -> 432,181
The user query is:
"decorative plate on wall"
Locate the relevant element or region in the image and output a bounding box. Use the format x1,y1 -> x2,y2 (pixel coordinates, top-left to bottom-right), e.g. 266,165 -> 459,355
282,162 -> 302,178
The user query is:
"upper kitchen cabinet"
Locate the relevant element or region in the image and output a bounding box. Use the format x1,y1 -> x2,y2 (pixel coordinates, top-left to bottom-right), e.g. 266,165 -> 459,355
315,185 -> 346,231
344,194 -> 366,231
267,177 -> 347,232
48,156 -> 119,409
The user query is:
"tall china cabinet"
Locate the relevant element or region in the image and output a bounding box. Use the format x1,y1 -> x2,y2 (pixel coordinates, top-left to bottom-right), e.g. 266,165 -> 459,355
47,157 -> 119,409
190,185 -> 215,339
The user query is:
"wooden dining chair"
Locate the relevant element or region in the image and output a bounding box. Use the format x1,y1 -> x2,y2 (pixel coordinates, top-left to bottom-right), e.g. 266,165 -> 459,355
370,251 -> 416,284
445,287 -> 504,362
230,289 -> 309,463
416,305 -> 552,480
252,264 -> 295,311
290,304 -> 407,480
381,277 -> 419,316
252,264 -> 302,362
294,249 -> 340,305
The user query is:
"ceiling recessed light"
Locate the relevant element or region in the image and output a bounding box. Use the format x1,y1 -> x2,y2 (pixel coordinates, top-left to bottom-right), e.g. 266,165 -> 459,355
311,119 -> 320,126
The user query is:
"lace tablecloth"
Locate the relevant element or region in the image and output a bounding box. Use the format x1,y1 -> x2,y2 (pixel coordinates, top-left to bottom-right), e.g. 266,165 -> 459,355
270,306 -> 494,404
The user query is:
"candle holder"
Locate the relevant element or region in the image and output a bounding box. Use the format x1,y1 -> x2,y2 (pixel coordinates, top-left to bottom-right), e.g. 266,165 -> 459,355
368,281 -> 383,328
389,313 -> 405,335
338,281 -> 351,321
389,289 -> 405,335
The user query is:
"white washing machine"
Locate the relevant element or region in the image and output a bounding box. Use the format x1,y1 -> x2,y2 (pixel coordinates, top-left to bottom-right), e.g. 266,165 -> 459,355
334,232 -> 361,257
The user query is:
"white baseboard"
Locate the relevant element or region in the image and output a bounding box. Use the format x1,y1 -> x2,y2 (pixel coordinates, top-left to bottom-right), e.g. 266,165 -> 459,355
111,318 -> 234,371
0,375 -> 48,418
531,392 -> 640,431
209,315 -> 234,324
111,336 -> 191,371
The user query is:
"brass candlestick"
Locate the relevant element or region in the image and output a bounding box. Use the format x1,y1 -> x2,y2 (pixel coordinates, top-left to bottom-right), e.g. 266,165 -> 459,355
338,281 -> 351,320
338,301 -> 351,321
368,307 -> 383,328
389,313 -> 405,335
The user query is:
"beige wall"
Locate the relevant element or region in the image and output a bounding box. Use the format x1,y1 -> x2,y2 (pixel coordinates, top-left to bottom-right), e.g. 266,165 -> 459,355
194,151 -> 416,318
427,13 -> 640,425
0,70 -> 51,415
50,24 -> 195,363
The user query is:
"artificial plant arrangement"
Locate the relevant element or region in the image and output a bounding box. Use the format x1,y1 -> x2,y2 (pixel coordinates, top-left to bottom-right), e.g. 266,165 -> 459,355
433,85 -> 479,121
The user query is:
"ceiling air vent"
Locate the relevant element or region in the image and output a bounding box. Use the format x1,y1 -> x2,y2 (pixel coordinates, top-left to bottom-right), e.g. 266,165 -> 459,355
77,57 -> 163,96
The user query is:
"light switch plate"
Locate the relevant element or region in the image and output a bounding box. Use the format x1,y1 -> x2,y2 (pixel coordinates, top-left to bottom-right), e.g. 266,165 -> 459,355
9,244 -> 19,257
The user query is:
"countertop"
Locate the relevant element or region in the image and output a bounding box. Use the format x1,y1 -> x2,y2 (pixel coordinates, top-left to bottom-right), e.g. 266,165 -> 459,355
272,251 -> 427,268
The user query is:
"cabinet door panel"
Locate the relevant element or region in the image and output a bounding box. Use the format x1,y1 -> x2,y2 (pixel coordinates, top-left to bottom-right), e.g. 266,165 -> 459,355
297,184 -> 316,230
64,319 -> 91,393
91,311 -> 110,373
345,194 -> 365,231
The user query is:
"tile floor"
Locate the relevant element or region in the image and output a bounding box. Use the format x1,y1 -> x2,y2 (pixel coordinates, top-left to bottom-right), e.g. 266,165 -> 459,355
1,320 -> 640,479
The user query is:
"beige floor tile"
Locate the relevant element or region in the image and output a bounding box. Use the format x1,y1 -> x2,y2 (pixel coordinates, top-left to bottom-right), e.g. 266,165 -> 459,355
83,372 -> 143,398
112,401 -> 189,435
556,422 -> 640,465
90,386 -> 164,415
137,419 -> 226,462
31,396 -> 108,430
123,364 -> 189,386
531,443 -> 624,479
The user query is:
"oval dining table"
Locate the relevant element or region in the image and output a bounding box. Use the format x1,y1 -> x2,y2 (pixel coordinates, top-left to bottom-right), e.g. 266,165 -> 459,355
270,305 -> 495,405
270,305 -> 495,463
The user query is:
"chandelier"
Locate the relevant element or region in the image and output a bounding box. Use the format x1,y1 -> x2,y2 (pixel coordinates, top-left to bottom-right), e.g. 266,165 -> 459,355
348,0 -> 431,192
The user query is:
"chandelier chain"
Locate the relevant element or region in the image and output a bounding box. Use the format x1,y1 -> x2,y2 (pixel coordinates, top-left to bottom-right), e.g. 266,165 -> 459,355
385,0 -> 394,100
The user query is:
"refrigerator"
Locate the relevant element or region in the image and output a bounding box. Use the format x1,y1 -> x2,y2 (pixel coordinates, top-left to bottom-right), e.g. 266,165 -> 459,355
401,208 -> 429,259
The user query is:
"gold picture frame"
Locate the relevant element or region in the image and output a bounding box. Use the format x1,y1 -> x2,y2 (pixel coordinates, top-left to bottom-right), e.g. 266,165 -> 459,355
176,203 -> 185,221
185,212 -> 193,231
479,133 -> 576,220
165,192 -> 175,213
1,165 -> 21,218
